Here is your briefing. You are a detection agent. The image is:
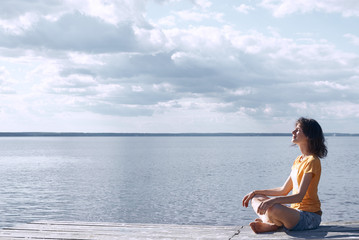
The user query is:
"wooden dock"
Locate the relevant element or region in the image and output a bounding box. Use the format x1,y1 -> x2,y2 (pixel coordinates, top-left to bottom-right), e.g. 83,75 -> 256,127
0,221 -> 358,239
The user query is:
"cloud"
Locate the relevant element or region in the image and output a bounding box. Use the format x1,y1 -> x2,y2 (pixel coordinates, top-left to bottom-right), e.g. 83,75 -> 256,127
0,0 -> 63,19
0,66 -> 9,83
191,0 -> 212,9
260,0 -> 359,17
313,81 -> 349,90
0,0 -> 148,24
64,0 -> 149,26
157,15 -> 176,27
175,9 -> 209,22
344,33 -> 359,46
0,66 -> 16,94
289,101 -> 359,119
17,20 -> 358,120
0,12 -> 40,35
153,0 -> 223,25
235,4 -> 255,14
174,9 -> 224,23
0,0 -> 359,131
0,12 -> 138,53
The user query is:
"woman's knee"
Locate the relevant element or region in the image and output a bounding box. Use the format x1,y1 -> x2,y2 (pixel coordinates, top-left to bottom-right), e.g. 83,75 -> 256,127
266,203 -> 282,217
251,194 -> 270,211
266,204 -> 300,228
265,204 -> 284,225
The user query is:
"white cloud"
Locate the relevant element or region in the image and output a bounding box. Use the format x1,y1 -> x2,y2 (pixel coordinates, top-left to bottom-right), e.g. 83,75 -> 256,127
68,52 -> 105,65
157,15 -> 176,27
0,66 -> 16,94
260,0 -> 359,17
0,12 -> 139,53
132,85 -> 144,92
165,26 -> 227,53
289,101 -> 359,119
313,81 -> 349,90
133,26 -> 167,50
191,0 -> 212,9
235,4 -> 255,14
0,12 -> 39,35
0,66 -> 9,83
0,0 -> 359,132
64,0 -> 148,26
65,0 -> 121,25
174,9 -> 223,22
6,19 -> 358,122
51,23 -> 359,119
228,88 -> 254,96
344,33 -> 359,46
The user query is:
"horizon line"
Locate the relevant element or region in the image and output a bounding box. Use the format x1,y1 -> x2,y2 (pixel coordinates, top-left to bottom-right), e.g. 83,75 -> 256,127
0,132 -> 358,137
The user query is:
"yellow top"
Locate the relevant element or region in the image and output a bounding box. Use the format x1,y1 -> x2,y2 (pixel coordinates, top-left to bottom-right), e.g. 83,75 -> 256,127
290,155 -> 321,212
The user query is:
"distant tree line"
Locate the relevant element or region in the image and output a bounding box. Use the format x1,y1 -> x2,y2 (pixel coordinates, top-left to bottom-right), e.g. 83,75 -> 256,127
0,132 -> 357,137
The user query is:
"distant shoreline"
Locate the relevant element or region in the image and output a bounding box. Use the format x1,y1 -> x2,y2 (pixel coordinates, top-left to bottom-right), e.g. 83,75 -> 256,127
0,132 -> 357,137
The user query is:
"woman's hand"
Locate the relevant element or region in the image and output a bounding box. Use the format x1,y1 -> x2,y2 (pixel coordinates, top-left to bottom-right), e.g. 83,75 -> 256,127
242,191 -> 256,208
257,198 -> 276,215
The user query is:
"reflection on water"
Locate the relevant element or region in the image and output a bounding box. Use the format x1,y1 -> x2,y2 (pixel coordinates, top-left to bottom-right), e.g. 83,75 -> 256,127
0,136 -> 357,227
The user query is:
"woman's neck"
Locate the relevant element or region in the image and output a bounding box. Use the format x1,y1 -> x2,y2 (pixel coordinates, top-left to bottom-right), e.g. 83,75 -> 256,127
299,143 -> 311,157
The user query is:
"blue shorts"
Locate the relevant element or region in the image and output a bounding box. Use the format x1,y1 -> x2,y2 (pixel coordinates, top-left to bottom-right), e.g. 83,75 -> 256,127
288,210 -> 321,231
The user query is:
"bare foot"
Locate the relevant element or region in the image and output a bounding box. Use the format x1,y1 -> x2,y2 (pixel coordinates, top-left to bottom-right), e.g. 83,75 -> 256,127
254,218 -> 262,222
249,221 -> 279,234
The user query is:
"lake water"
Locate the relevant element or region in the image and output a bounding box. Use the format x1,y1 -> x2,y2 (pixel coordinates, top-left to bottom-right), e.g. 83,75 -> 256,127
0,136 -> 358,227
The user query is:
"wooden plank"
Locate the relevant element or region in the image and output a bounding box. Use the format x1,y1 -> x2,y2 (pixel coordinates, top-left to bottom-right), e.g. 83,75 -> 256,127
0,221 -> 240,240
0,221 -> 358,239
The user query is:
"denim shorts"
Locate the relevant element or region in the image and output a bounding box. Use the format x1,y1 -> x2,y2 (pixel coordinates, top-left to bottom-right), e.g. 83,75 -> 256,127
288,210 -> 321,231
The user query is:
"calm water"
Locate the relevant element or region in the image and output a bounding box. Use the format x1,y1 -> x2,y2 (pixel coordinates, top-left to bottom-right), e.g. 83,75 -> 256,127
0,136 -> 358,227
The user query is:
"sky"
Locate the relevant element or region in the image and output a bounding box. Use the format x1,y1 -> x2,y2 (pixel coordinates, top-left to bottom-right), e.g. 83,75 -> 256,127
0,0 -> 358,133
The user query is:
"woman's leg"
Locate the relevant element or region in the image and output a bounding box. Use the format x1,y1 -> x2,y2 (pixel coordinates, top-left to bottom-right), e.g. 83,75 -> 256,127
249,195 -> 279,233
250,195 -> 301,233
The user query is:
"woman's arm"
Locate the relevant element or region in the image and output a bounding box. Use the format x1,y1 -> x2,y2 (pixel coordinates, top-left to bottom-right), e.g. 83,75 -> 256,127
255,175 -> 293,196
242,175 -> 293,208
256,173 -> 313,215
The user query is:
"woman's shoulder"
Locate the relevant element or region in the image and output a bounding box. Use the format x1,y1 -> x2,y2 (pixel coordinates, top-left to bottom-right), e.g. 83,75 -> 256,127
295,155 -> 321,166
294,155 -> 319,162
307,155 -> 320,162
305,155 -> 321,169
293,155 -> 320,168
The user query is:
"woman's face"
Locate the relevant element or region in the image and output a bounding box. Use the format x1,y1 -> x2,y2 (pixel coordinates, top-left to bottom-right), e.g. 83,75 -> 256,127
291,124 -> 308,145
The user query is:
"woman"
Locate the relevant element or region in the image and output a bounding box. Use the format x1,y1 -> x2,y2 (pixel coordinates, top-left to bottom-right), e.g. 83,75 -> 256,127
242,117 -> 327,233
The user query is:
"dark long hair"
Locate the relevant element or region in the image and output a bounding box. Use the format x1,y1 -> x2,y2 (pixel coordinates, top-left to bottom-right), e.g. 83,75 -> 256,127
296,117 -> 328,158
